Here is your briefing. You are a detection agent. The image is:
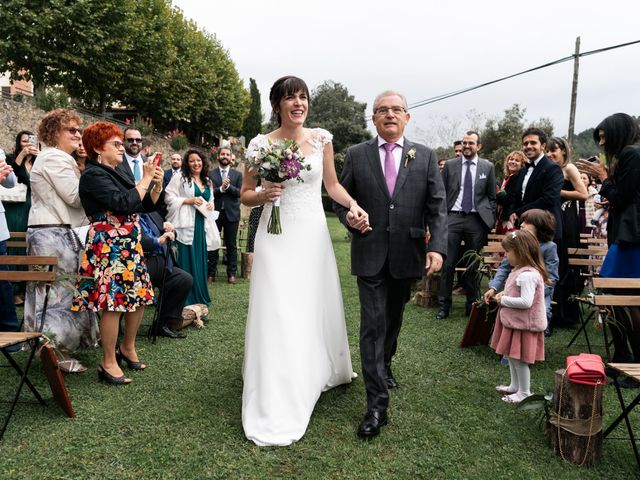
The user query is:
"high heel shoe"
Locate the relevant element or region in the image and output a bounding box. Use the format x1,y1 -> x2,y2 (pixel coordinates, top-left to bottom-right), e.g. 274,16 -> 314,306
116,347 -> 146,371
97,365 -> 132,385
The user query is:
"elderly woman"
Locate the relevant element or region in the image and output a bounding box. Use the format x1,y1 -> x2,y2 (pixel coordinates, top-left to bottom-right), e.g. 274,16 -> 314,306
495,151 -> 525,234
578,113 -> 640,385
165,149 -> 219,305
71,122 -> 164,385
24,109 -> 97,373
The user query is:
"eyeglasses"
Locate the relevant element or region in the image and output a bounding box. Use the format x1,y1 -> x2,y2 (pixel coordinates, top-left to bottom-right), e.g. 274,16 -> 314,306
375,107 -> 406,115
106,141 -> 125,149
66,127 -> 83,135
126,138 -> 143,144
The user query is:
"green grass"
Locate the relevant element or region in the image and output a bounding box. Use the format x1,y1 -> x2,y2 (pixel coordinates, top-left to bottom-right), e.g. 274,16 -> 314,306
0,214 -> 637,479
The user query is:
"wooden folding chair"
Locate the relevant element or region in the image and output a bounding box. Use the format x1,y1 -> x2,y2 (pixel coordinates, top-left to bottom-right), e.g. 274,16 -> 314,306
593,279 -> 640,470
0,254 -> 57,441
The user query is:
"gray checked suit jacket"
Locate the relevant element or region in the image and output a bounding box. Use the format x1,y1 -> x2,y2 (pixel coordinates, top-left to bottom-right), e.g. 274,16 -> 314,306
334,137 -> 447,279
442,156 -> 496,229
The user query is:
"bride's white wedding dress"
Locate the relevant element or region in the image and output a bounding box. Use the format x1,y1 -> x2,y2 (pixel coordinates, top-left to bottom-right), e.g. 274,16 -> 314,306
242,128 -> 355,446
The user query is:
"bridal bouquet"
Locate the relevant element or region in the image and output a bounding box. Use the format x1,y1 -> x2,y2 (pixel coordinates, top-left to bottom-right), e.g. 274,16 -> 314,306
245,138 -> 310,234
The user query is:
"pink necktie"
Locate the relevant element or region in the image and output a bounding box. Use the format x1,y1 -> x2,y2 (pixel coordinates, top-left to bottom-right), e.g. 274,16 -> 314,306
384,143 -> 399,196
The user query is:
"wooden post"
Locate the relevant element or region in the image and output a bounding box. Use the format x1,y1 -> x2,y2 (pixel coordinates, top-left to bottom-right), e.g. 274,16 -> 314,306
568,36 -> 581,146
546,369 -> 603,466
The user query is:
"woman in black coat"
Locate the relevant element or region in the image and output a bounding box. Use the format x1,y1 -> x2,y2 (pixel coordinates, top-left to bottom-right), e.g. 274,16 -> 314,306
578,113 -> 640,386
72,122 -> 164,385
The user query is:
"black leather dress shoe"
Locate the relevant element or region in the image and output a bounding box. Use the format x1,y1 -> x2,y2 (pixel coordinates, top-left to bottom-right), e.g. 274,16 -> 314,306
357,409 -> 388,439
436,309 -> 449,320
157,325 -> 186,339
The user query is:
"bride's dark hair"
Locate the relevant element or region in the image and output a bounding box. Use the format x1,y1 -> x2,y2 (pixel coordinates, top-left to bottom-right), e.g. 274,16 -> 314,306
269,76 -> 310,126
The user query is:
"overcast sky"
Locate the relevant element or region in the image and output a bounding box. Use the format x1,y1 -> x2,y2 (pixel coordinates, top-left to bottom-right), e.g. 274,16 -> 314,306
174,0 -> 640,147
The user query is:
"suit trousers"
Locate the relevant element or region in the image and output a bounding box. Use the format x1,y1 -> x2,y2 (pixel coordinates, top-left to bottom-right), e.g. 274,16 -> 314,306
207,209 -> 238,278
357,261 -> 413,411
438,212 -> 489,311
145,255 -> 193,326
0,240 -> 19,332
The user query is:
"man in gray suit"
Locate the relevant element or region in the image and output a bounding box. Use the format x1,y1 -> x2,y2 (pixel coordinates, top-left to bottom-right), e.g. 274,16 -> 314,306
437,131 -> 496,319
335,90 -> 447,439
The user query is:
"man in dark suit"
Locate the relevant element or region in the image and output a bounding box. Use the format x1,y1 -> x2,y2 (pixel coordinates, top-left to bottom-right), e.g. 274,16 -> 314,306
208,146 -> 242,284
335,90 -> 447,439
438,131 -> 496,319
139,212 -> 193,338
163,153 -> 183,188
508,127 -> 564,241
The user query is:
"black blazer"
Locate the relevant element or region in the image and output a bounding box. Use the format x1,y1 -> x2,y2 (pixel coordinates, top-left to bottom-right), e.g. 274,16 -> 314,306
509,155 -> 564,240
209,167 -> 242,222
78,161 -> 157,217
600,144 -> 640,245
334,137 -> 447,279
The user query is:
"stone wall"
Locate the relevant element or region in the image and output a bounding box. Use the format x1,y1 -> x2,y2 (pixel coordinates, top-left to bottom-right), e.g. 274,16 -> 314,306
0,98 -> 175,168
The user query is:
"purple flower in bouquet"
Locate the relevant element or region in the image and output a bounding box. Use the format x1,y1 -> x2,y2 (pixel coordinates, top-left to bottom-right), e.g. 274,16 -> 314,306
244,138 -> 311,234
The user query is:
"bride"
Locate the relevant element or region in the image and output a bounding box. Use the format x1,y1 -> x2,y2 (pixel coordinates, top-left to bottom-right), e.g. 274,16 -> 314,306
240,76 -> 371,446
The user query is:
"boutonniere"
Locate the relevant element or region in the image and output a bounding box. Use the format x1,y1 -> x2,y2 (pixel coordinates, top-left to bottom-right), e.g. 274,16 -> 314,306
404,147 -> 416,168
479,173 -> 487,180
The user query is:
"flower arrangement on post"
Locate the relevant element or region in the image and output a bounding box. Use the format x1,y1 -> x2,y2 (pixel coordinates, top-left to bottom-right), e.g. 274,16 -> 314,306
244,139 -> 310,234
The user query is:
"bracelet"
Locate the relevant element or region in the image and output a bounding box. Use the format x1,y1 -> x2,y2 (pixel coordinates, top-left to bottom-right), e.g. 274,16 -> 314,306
140,183 -> 150,191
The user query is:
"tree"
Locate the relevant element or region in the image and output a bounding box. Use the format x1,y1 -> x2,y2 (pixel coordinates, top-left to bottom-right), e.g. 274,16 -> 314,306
242,78 -> 263,141
306,81 -> 371,154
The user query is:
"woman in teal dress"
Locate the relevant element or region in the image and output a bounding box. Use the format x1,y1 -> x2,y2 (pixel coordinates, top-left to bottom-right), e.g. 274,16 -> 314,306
165,149 -> 220,305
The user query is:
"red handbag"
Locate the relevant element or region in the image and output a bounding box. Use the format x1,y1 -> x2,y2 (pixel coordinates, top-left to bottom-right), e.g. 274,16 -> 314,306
565,353 -> 606,386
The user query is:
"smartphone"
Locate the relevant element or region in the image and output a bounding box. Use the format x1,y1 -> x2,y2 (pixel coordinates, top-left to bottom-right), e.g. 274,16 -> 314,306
28,134 -> 37,146
155,152 -> 163,166
587,156 -> 599,163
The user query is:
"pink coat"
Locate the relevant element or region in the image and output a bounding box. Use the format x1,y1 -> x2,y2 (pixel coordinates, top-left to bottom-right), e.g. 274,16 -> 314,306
498,266 -> 547,332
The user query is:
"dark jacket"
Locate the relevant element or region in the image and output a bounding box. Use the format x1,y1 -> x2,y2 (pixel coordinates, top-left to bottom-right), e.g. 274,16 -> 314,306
209,167 -> 242,222
600,144 -> 640,245
78,161 -> 157,216
334,137 -> 447,279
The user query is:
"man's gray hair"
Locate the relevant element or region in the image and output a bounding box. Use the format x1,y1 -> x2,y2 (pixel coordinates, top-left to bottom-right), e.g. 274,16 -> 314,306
372,90 -> 408,112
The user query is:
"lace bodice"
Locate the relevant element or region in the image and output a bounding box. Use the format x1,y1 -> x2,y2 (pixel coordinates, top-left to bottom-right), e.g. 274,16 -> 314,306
246,128 -> 332,219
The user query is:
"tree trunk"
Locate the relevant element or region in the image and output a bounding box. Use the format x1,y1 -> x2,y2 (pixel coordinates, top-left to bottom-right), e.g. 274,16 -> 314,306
546,369 -> 603,466
412,273 -> 440,308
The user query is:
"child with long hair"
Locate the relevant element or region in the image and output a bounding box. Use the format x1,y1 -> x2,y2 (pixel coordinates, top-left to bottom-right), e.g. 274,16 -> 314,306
491,230 -> 550,403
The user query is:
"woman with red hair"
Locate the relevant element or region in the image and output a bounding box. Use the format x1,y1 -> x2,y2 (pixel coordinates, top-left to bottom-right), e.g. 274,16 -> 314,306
72,121 -> 164,385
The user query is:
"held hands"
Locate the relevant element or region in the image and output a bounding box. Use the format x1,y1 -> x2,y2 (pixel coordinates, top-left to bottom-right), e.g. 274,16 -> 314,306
494,292 -> 504,305
425,252 -> 443,277
346,201 -> 372,234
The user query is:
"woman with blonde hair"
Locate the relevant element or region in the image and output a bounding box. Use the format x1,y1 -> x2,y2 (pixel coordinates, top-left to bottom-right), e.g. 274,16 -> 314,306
495,151 -> 525,234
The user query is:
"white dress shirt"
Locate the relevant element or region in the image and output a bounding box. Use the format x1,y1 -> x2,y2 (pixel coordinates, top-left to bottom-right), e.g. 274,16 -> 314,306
452,156 -> 478,212
521,153 -> 544,199
124,152 -> 144,182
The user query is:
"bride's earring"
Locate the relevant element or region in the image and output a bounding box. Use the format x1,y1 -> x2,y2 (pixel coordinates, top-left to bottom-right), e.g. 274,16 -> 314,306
97,154 -> 102,164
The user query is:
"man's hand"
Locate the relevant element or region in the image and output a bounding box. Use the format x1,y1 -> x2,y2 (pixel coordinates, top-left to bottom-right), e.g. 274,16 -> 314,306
222,177 -> 231,190
425,252 -> 443,276
158,231 -> 175,245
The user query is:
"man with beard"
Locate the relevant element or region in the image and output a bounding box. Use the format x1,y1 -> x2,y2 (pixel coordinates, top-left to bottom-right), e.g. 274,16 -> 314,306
120,128 -> 146,181
438,131 -> 496,319
208,146 -> 242,284
508,127 -> 563,241
163,152 -> 183,188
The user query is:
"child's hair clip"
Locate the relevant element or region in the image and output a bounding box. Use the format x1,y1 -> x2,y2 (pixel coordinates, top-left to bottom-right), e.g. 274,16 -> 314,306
511,232 -> 517,239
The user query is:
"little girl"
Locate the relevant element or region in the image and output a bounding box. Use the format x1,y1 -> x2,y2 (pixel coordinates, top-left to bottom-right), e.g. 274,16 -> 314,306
491,230 -> 549,403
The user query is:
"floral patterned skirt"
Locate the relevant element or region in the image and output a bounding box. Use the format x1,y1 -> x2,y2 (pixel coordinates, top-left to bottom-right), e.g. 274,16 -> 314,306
71,212 -> 154,313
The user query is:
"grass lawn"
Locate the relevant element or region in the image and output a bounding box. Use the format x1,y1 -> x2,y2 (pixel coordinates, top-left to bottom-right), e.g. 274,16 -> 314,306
0,214 -> 637,479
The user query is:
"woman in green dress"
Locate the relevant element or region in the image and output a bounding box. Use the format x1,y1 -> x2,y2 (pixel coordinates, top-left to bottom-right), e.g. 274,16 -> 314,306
165,149 -> 220,305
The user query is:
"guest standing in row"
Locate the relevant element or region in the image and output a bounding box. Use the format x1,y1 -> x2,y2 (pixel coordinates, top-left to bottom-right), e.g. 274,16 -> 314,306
165,149 -> 218,306
72,122 -> 164,385
495,151 -> 525,234
25,109 -> 97,373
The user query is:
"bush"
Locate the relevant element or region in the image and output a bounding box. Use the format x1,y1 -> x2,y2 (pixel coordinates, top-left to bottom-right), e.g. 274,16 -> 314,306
35,87 -> 70,111
167,129 -> 189,151
125,115 -> 154,136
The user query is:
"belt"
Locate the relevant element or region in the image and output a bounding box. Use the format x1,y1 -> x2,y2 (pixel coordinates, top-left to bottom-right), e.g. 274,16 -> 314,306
449,211 -> 475,215
28,223 -> 72,229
